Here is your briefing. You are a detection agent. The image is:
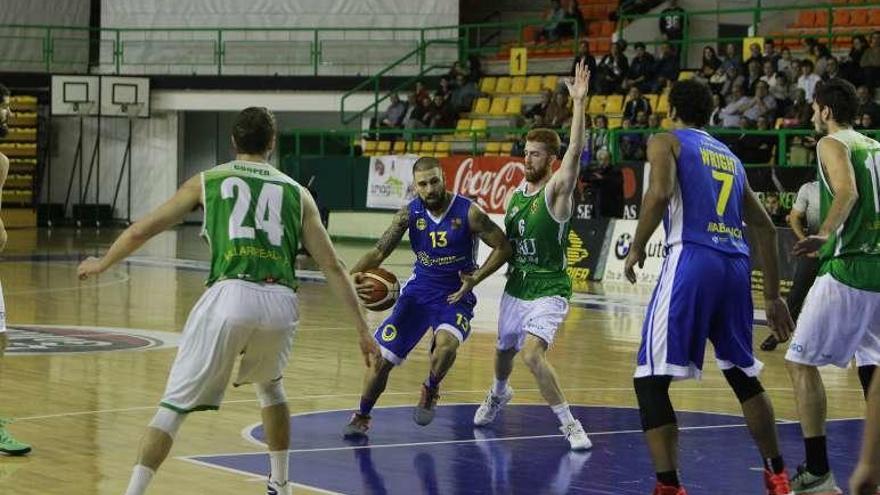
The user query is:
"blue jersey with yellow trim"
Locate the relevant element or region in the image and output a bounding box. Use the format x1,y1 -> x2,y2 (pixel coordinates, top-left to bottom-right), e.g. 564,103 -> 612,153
666,128 -> 749,257
409,194 -> 478,286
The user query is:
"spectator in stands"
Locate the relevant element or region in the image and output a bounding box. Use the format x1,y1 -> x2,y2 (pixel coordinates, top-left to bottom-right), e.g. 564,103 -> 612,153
436,76 -> 454,99
802,37 -> 819,62
622,42 -> 655,93
571,40 -> 597,90
858,112 -> 874,130
400,93 -> 419,124
524,89 -> 553,127
619,118 -> 646,161
448,61 -> 467,80
450,73 -> 479,113
467,55 -> 483,83
658,0 -> 686,45
797,59 -> 821,102
810,43 -> 833,77
709,93 -> 724,127
596,41 -> 629,95
861,32 -> 880,90
558,0 -> 585,39
694,46 -> 721,85
841,35 -> 868,86
719,42 -> 742,74
760,60 -> 778,90
404,95 -> 432,130
737,116 -> 776,164
718,65 -> 745,101
719,84 -> 751,127
857,85 -> 880,127
537,0 -> 566,42
652,42 -> 680,93
742,80 -> 777,124
744,42 -> 763,68
763,39 -> 780,71
780,88 -> 814,128
414,81 -> 429,102
623,86 -> 651,121
822,57 -> 842,82
648,112 -> 662,129
544,91 -> 573,127
745,59 -> 763,96
770,72 -> 795,111
373,92 -> 408,130
592,114 -> 609,154
635,110 -> 650,128
429,94 -> 456,129
761,192 -> 787,225
777,47 -> 797,82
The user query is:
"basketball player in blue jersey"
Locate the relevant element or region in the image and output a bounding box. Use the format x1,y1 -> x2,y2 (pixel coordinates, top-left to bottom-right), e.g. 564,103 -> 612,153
342,157 -> 512,436
623,79 -> 796,495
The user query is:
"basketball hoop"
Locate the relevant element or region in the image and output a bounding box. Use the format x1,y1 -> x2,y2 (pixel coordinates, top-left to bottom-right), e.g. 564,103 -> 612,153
72,101 -> 95,117
120,103 -> 143,120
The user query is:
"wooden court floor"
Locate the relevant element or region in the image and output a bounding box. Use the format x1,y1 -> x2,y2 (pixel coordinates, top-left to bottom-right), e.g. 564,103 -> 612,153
0,226 -> 868,494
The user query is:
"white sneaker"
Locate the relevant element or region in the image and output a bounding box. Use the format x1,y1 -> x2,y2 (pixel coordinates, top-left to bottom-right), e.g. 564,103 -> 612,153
473,386 -> 513,426
559,420 -> 592,451
267,480 -> 291,495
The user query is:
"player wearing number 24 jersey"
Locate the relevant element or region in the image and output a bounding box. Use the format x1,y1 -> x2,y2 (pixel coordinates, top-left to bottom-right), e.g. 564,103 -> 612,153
623,80 -> 795,495
77,107 -> 377,495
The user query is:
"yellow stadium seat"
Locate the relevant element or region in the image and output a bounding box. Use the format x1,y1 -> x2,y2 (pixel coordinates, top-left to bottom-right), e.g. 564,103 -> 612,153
421,141 -> 436,153
364,141 -> 377,153
495,77 -> 512,94
470,119 -> 487,138
525,76 -> 542,93
480,77 -> 497,93
377,141 -> 391,153
588,95 -> 606,114
392,140 -> 406,153
433,152 -> 448,158
510,76 -> 526,94
542,75 -> 558,91
678,71 -> 695,81
489,97 -> 508,116
435,142 -> 451,153
645,94 -> 659,112
605,95 -> 624,114
500,142 -> 513,155
657,94 -> 670,114
506,96 -> 522,115
410,141 -> 422,152
473,97 -> 491,114
455,119 -> 472,137
607,117 -> 622,128
485,142 -> 501,155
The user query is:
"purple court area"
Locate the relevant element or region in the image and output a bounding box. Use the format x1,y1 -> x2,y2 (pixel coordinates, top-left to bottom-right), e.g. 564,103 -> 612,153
187,405 -> 863,494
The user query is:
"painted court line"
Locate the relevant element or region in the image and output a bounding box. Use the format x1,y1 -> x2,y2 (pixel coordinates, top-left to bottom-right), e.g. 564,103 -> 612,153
179,457 -> 343,495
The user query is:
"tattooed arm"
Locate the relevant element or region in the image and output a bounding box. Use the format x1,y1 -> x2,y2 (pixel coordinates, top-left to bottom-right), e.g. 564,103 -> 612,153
350,204 -> 410,274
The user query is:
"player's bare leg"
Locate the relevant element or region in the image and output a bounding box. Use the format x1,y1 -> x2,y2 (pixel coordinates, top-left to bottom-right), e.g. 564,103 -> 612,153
261,396 -> 291,495
521,335 -> 590,450
414,330 -> 460,426
343,357 -> 395,438
125,408 -> 186,495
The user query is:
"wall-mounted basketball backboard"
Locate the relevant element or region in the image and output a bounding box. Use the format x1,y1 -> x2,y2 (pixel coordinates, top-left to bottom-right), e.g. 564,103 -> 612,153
101,77 -> 150,118
51,75 -> 100,116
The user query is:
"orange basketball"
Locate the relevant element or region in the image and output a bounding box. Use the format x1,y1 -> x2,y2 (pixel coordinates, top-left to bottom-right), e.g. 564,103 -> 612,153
360,267 -> 399,311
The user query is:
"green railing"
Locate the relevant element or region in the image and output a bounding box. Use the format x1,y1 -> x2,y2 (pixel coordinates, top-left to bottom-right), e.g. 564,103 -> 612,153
618,2 -> 880,67
279,125 -> 880,167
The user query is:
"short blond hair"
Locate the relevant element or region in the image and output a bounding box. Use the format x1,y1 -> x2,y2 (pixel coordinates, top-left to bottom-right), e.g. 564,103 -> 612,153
525,128 -> 561,156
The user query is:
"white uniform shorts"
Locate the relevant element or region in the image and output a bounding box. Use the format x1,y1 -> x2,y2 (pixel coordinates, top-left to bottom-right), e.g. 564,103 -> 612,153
785,274 -> 880,368
160,279 -> 298,413
497,292 -> 569,351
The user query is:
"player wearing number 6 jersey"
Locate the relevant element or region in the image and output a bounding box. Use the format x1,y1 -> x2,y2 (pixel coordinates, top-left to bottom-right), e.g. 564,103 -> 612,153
785,79 -> 880,495
623,80 -> 795,495
77,107 -> 378,495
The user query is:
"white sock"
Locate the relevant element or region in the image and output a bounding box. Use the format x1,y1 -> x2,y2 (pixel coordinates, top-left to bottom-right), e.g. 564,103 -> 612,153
491,377 -> 508,396
551,402 -> 575,426
124,465 -> 155,495
269,450 -> 289,484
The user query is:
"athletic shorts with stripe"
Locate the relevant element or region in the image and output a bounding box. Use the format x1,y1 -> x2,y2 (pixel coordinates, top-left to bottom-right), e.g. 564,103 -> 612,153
635,243 -> 761,380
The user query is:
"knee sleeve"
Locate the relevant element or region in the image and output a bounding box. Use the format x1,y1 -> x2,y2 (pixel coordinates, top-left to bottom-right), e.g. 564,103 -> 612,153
255,379 -> 288,408
859,365 -> 877,399
633,376 -> 676,431
723,368 -> 765,403
149,407 -> 186,439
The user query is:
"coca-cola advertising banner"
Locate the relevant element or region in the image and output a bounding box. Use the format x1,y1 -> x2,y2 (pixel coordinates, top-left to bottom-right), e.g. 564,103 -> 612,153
439,156 -> 561,214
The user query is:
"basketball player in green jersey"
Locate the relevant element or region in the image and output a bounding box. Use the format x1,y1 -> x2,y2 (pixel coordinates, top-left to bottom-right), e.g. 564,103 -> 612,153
78,107 -> 379,495
785,79 -> 880,494
473,60 -> 591,450
0,83 -> 31,456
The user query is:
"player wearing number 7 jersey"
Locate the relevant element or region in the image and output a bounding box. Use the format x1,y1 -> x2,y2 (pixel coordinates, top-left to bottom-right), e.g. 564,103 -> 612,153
785,79 -> 880,495
77,107 -> 379,495
623,80 -> 795,495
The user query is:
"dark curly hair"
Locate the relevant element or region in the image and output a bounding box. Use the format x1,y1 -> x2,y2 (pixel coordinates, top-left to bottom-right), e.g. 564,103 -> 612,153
668,79 -> 713,128
814,78 -> 859,126
232,107 -> 276,154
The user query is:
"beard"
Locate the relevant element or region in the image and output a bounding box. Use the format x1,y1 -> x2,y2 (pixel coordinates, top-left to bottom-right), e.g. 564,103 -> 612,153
423,190 -> 446,209
524,164 -> 547,182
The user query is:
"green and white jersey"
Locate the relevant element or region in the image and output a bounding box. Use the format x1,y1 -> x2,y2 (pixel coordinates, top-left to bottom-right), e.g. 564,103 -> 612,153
817,129 -> 880,292
201,160 -> 302,289
504,184 -> 572,300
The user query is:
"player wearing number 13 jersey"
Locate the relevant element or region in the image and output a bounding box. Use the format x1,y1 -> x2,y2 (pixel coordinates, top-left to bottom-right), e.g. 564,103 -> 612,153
77,107 -> 376,495
623,80 -> 795,495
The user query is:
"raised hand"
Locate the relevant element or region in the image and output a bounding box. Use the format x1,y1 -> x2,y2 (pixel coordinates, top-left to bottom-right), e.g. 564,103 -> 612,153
564,59 -> 590,103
